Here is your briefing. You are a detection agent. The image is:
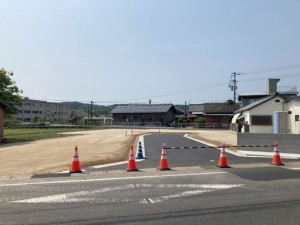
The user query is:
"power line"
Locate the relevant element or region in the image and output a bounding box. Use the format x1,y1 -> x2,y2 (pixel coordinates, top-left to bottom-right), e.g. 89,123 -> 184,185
241,63 -> 300,75
113,81 -> 228,102
239,73 -> 300,83
25,81 -> 228,105
26,69 -> 300,105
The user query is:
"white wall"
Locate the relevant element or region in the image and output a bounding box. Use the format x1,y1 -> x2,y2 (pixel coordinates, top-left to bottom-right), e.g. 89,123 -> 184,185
249,97 -> 285,115
286,100 -> 300,134
244,97 -> 285,133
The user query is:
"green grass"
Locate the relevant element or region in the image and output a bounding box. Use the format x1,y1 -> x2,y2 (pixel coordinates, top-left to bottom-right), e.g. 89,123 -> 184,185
3,128 -> 93,143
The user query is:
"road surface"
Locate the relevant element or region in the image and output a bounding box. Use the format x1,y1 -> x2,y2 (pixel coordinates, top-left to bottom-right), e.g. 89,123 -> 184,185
0,133 -> 299,225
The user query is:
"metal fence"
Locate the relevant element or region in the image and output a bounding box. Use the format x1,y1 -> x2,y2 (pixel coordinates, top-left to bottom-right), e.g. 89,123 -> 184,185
10,122 -> 231,130
174,123 -> 230,129
111,122 -> 162,127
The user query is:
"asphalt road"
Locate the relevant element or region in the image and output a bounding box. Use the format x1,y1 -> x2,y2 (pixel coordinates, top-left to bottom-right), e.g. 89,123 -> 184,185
0,133 -> 300,225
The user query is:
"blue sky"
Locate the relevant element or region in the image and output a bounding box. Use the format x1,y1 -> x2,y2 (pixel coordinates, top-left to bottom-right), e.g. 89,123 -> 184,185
1,0 -> 300,105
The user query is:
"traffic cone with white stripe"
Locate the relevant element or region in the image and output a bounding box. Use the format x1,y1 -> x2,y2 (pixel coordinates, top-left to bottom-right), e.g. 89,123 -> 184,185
136,141 -> 145,159
70,145 -> 82,173
271,142 -> 284,166
126,144 -> 139,172
157,143 -> 171,170
217,144 -> 230,168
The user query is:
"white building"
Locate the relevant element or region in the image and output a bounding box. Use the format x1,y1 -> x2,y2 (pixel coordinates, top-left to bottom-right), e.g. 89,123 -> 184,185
16,97 -> 70,123
232,94 -> 300,134
285,96 -> 300,134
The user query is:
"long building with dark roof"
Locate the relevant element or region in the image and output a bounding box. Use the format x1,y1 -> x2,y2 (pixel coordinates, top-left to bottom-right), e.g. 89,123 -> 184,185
111,104 -> 183,126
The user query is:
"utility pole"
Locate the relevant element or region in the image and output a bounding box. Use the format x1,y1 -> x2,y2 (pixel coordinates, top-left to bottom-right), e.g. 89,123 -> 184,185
229,72 -> 241,111
90,101 -> 93,120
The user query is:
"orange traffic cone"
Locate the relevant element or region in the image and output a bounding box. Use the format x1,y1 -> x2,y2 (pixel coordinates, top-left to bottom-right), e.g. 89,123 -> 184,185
157,143 -> 171,170
70,145 -> 82,173
271,142 -> 284,166
126,144 -> 139,172
217,144 -> 230,168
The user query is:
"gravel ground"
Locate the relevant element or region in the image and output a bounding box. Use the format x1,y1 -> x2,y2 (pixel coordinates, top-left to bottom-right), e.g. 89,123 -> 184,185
0,128 -> 236,176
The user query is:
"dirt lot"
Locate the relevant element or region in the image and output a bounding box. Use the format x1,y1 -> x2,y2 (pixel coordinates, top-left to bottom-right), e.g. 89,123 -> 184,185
0,129 -> 237,176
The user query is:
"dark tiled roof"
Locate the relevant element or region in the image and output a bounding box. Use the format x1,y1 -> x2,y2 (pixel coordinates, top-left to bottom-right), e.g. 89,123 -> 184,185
189,103 -> 237,114
188,104 -> 205,113
111,104 -> 175,114
204,105 -> 235,114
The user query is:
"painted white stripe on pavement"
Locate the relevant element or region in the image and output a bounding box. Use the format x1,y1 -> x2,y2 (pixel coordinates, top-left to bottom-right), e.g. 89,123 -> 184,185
12,183 -> 243,204
13,184 -> 135,203
0,171 -> 226,187
237,150 -> 300,159
184,134 -> 243,156
91,159 -> 145,169
146,189 -> 214,204
143,184 -> 243,204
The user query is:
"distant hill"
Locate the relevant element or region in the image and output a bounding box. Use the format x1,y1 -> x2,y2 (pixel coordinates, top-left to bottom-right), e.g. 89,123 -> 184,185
63,102 -> 116,116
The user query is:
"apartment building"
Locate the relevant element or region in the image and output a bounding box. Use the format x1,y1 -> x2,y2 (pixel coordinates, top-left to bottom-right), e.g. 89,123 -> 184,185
16,97 -> 70,123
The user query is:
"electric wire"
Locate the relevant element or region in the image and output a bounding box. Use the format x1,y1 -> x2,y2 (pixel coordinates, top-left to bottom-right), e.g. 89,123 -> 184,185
27,65 -> 300,104
241,64 -> 300,75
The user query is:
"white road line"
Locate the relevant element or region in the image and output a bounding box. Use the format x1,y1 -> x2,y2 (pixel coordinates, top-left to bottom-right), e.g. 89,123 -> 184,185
184,134 -> 243,156
0,171 -> 226,187
289,168 -> 300,170
237,150 -> 300,159
143,184 -> 243,204
91,159 -> 145,169
12,183 -> 243,204
13,184 -> 135,203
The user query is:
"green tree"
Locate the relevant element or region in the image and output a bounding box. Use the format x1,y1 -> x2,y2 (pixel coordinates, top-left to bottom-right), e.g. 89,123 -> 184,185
0,68 -> 23,115
177,117 -> 187,127
227,99 -> 234,105
194,117 -> 205,128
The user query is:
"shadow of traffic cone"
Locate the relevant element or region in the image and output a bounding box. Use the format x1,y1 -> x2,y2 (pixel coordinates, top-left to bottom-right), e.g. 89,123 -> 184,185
126,144 -> 139,172
217,144 -> 230,168
136,141 -> 145,159
157,143 -> 171,170
271,142 -> 284,166
70,145 -> 82,173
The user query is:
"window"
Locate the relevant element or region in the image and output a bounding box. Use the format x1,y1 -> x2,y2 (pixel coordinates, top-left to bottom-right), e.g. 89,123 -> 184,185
295,115 -> 299,122
251,115 -> 272,125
